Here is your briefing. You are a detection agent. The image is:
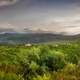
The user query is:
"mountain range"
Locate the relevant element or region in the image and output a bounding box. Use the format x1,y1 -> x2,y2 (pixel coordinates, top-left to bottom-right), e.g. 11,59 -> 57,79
0,32 -> 80,44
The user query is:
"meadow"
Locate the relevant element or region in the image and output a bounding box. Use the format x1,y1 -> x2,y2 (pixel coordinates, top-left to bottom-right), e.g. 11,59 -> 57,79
0,42 -> 80,80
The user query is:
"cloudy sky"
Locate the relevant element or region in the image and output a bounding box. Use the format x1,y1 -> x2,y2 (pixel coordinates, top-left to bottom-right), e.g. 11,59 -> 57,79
0,0 -> 80,35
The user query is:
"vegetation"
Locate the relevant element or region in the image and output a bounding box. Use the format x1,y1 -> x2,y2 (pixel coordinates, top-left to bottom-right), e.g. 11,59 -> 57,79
0,42 -> 80,80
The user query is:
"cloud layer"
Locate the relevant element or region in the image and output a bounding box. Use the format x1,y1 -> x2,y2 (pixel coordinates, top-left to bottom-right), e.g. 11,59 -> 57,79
0,0 -> 79,7
0,0 -> 80,35
0,0 -> 19,6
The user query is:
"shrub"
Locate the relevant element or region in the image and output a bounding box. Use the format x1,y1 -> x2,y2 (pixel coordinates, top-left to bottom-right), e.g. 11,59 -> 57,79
0,71 -> 24,80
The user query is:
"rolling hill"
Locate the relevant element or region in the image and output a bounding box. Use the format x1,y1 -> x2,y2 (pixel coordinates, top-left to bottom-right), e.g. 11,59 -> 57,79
0,32 -> 80,44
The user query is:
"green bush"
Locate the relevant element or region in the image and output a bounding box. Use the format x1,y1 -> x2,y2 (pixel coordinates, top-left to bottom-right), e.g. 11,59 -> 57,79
0,42 -> 79,80
32,74 -> 50,80
0,71 -> 24,80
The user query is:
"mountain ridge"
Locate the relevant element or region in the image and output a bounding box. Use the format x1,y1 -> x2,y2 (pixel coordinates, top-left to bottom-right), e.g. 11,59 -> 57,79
0,32 -> 80,44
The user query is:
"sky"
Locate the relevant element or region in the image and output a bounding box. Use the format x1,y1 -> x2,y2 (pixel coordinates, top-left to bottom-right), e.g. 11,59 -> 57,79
0,0 -> 80,35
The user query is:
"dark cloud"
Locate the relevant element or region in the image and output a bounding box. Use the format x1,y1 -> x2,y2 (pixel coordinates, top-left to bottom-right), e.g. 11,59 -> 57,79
0,0 -> 79,6
0,0 -> 20,6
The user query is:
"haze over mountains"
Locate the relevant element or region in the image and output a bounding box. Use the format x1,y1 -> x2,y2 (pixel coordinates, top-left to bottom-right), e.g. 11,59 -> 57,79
0,0 -> 80,44
0,25 -> 80,36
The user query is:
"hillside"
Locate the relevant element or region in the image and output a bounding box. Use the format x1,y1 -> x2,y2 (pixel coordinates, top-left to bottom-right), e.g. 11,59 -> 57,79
0,33 -> 80,44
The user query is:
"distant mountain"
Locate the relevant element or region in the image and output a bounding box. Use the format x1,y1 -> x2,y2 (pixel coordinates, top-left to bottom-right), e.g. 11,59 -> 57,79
0,32 -> 80,44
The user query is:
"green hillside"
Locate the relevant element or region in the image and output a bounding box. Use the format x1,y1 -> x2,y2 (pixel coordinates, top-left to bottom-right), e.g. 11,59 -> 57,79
0,33 -> 80,44
0,42 -> 80,80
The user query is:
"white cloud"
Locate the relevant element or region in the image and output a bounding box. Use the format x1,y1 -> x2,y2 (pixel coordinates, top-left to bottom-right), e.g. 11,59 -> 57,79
63,27 -> 80,35
27,14 -> 80,35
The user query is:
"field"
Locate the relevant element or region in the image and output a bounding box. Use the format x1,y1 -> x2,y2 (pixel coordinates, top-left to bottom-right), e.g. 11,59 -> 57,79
0,42 -> 80,80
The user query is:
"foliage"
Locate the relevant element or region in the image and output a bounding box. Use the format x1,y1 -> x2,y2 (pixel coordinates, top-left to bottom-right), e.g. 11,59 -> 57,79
0,71 -> 24,80
0,42 -> 79,80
